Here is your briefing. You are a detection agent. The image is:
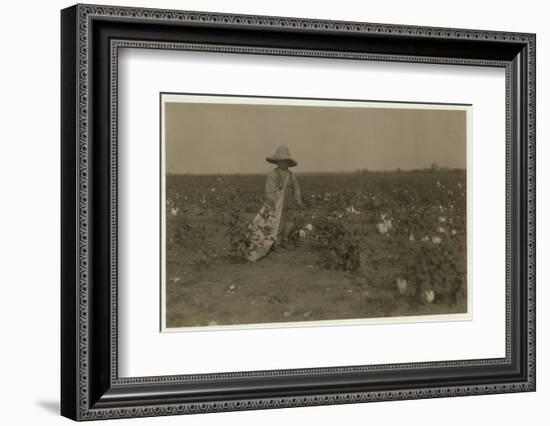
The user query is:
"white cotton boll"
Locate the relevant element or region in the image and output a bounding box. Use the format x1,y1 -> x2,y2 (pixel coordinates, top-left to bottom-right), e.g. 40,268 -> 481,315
306,223 -> 313,231
451,229 -> 457,235
421,236 -> 429,242
377,223 -> 388,234
170,207 -> 179,216
409,234 -> 415,242
424,289 -> 435,303
347,205 -> 360,215
437,227 -> 446,233
432,236 -> 442,244
299,229 -> 306,238
439,216 -> 446,223
396,278 -> 408,295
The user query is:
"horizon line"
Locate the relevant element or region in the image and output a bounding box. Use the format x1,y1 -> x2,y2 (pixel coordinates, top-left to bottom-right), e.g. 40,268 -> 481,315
166,167 -> 466,176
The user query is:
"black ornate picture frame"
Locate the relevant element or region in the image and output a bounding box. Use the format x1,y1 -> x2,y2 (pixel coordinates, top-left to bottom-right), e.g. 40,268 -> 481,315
61,4 -> 536,421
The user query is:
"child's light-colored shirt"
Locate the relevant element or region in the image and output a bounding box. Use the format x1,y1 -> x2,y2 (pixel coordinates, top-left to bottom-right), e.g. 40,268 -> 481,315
265,168 -> 302,210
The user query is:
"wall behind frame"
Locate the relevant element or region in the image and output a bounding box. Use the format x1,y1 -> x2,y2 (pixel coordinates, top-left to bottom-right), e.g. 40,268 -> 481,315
0,0 -> 546,425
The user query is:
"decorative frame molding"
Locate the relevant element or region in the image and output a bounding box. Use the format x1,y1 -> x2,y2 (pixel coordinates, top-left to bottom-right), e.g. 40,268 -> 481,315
61,3 -> 535,421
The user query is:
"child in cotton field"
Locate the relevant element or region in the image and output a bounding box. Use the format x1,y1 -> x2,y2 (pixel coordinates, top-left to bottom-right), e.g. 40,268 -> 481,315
264,145 -> 303,248
245,145 -> 303,261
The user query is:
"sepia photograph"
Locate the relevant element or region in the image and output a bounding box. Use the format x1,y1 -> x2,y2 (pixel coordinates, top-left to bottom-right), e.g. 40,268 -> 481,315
161,93 -> 471,330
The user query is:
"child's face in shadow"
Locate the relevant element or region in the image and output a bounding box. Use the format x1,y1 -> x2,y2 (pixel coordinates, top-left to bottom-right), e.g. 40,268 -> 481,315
276,161 -> 289,170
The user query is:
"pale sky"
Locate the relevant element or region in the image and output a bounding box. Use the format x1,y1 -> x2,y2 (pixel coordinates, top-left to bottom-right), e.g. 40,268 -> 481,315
164,100 -> 467,174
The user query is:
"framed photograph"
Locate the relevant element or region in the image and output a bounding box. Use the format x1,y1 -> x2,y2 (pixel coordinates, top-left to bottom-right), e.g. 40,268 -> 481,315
160,93 -> 472,331
61,4 -> 536,421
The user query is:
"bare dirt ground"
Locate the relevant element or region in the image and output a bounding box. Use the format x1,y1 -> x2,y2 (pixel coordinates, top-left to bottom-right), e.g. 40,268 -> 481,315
165,220 -> 466,328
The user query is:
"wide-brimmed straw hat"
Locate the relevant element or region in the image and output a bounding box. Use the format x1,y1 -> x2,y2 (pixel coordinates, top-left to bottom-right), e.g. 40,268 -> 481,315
266,145 -> 298,167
